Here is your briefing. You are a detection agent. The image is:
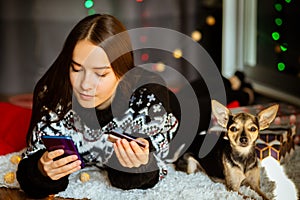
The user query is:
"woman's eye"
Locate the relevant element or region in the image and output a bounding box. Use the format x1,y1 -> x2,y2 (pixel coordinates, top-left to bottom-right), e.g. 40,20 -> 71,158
230,126 -> 238,132
71,64 -> 82,72
250,126 -> 257,132
96,73 -> 107,77
96,71 -> 109,77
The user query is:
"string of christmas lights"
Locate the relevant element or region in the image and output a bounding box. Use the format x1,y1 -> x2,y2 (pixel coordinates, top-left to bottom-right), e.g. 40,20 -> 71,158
272,0 -> 292,72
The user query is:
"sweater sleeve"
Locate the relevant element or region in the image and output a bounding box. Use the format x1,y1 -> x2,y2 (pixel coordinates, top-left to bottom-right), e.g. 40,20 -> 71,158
16,149 -> 69,198
106,150 -> 159,190
16,110 -> 71,198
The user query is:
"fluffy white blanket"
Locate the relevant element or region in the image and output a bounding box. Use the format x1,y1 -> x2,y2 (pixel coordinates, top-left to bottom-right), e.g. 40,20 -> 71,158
1,147 -> 299,200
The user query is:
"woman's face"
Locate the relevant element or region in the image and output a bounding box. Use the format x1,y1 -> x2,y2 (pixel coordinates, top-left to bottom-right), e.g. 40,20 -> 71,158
70,40 -> 119,109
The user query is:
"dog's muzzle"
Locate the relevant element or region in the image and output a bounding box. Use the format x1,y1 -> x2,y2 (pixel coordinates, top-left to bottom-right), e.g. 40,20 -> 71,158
239,137 -> 248,146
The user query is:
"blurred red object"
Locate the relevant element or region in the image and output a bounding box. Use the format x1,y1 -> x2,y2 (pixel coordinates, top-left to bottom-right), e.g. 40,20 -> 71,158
227,100 -> 240,108
0,102 -> 31,155
8,93 -> 33,109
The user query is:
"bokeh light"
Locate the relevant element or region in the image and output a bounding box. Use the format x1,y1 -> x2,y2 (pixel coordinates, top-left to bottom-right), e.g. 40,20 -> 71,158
272,32 -> 280,40
274,45 -> 281,53
153,62 -> 166,72
84,0 -> 94,9
206,15 -> 216,26
173,49 -> 182,59
191,30 -> 202,42
141,53 -> 149,61
280,43 -> 288,52
274,3 -> 283,12
275,18 -> 283,26
277,62 -> 286,71
140,35 -> 147,43
88,9 -> 96,15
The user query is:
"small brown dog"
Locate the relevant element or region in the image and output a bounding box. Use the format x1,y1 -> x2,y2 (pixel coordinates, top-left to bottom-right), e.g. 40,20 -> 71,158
175,100 -> 279,200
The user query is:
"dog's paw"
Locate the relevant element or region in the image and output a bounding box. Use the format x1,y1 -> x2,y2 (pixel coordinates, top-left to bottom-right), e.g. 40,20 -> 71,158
186,155 -> 202,174
175,153 -> 203,174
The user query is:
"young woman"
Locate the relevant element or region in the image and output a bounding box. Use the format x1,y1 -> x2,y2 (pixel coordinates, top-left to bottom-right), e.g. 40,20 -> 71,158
16,14 -> 180,198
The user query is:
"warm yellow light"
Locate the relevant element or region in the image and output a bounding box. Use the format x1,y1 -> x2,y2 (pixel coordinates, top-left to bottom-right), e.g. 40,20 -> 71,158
191,31 -> 202,42
173,49 -> 182,59
155,62 -> 166,72
206,15 -> 216,26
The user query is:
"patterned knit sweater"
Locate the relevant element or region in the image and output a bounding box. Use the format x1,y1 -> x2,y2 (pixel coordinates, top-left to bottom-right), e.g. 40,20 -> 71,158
16,84 -> 180,198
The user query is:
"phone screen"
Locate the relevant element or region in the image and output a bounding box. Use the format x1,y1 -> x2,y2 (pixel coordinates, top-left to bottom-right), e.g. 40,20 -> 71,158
107,130 -> 146,148
41,135 -> 85,168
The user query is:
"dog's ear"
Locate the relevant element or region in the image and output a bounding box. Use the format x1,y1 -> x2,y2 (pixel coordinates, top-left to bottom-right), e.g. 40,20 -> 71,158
257,104 -> 279,130
211,100 -> 231,128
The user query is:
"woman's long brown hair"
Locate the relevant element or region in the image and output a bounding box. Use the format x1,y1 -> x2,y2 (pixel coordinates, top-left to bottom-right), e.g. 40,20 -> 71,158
27,14 -> 134,144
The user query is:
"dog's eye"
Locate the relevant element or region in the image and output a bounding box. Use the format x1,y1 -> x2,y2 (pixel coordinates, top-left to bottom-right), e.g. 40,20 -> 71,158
249,126 -> 257,132
230,126 -> 238,132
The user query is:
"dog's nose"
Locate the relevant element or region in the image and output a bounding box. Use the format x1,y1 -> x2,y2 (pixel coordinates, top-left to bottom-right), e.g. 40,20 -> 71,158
240,137 -> 248,144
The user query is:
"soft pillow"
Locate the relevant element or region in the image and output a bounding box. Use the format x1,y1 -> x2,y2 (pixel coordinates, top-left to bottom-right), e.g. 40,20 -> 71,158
0,102 -> 32,155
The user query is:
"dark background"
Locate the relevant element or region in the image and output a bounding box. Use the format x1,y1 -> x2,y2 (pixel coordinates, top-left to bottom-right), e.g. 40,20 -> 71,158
0,0 -> 299,105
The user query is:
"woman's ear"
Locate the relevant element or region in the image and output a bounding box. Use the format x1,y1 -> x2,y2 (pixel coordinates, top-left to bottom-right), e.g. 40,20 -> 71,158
257,104 -> 279,130
211,100 -> 231,128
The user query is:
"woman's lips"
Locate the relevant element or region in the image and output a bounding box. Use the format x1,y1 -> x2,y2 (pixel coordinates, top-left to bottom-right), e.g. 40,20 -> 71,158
79,93 -> 94,101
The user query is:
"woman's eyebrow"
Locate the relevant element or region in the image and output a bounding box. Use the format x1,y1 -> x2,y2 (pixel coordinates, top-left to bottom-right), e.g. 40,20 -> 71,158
71,60 -> 110,69
93,66 -> 110,70
71,60 -> 82,66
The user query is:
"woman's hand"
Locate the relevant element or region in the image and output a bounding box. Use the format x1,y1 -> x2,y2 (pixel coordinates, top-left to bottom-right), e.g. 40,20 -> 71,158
38,150 -> 82,180
114,138 -> 149,168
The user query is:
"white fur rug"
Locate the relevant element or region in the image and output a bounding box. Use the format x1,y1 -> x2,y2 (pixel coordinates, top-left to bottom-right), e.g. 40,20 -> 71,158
1,147 -> 299,200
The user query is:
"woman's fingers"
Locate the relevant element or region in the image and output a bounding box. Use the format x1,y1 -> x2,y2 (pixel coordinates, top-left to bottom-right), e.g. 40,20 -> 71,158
47,159 -> 82,180
39,150 -> 81,180
114,138 -> 149,168
40,149 -> 64,164
51,155 -> 79,168
133,138 -> 149,152
115,139 -> 136,167
51,164 -> 81,180
47,149 -> 65,161
113,143 -> 128,167
130,139 -> 149,165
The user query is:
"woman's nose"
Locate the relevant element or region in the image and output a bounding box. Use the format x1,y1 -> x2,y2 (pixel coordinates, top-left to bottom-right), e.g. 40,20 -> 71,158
80,73 -> 94,91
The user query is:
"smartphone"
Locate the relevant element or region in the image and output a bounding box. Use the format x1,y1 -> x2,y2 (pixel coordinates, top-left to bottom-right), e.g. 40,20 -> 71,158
41,135 -> 85,168
107,129 -> 146,148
